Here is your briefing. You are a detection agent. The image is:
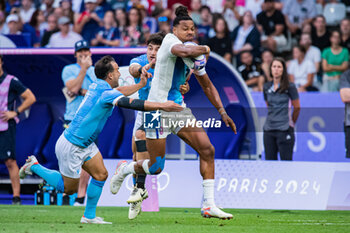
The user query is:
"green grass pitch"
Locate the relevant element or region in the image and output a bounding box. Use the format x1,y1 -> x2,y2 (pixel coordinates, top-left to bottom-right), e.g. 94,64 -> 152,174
1,205 -> 350,233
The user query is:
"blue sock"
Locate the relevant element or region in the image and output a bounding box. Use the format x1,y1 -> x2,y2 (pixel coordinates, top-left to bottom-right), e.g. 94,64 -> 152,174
132,175 -> 136,186
84,178 -> 105,219
31,164 -> 64,192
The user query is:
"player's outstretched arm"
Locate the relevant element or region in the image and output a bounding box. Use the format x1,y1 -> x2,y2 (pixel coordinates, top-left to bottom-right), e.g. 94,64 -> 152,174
171,44 -> 210,58
116,67 -> 150,96
116,97 -> 183,112
194,73 -> 237,134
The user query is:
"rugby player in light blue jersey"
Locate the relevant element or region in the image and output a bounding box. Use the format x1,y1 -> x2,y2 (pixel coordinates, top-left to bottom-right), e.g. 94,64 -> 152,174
110,6 -> 237,220
19,55 -> 183,224
127,32 -> 190,219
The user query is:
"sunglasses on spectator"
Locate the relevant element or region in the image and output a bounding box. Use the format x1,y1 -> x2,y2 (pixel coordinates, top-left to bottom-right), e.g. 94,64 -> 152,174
158,16 -> 168,22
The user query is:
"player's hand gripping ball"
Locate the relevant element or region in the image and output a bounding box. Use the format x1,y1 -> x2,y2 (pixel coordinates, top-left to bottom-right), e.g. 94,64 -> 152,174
183,41 -> 207,71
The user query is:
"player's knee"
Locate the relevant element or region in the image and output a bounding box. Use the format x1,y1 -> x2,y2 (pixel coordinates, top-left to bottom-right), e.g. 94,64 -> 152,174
135,130 -> 145,141
199,144 -> 215,160
93,169 -> 108,181
149,156 -> 165,175
4,159 -> 16,169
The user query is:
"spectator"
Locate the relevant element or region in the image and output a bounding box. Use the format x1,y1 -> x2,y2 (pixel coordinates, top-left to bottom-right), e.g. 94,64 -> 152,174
60,0 -> 74,24
244,0 -> 264,19
121,7 -> 149,47
263,57 -> 300,161
111,0 -> 127,10
41,13 -> 58,47
339,68 -> 350,159
6,14 -> 21,35
48,16 -> 82,47
301,22 -> 311,35
340,18 -> 350,51
261,49 -> 274,82
91,10 -> 120,47
25,9 -> 47,46
222,0 -> 243,32
61,40 -> 96,206
207,16 -> 232,63
197,5 -> 213,45
238,50 -> 264,91
19,0 -> 35,23
0,55 -> 36,204
190,0 -> 202,25
322,30 -> 349,92
311,15 -> 330,52
232,10 -> 261,65
299,33 -> 321,74
74,0 -> 102,44
40,0 -> 54,19
257,0 -> 287,52
0,9 -> 7,34
282,0 -> 316,36
288,46 -> 317,92
157,16 -> 171,34
95,0 -> 112,20
115,8 -> 128,32
139,4 -> 157,34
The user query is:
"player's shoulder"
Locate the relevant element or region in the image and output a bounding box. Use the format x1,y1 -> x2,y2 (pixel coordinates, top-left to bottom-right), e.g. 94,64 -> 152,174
62,63 -> 78,72
130,54 -> 148,66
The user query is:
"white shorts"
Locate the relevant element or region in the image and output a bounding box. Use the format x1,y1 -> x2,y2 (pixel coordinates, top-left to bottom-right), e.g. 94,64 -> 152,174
55,134 -> 99,179
132,111 -> 144,139
145,108 -> 196,139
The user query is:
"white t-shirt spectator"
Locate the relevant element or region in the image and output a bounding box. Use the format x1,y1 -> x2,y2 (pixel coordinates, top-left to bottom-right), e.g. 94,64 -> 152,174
47,31 -> 83,48
20,8 -> 36,23
305,46 -> 321,66
288,58 -> 316,87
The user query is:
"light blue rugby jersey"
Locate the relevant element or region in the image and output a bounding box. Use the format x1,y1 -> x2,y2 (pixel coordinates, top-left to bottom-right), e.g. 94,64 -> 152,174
129,54 -> 154,100
62,64 -> 97,121
64,79 -> 124,148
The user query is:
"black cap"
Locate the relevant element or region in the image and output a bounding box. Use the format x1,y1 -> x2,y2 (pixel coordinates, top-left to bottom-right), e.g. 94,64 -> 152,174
264,0 -> 275,2
75,40 -> 89,52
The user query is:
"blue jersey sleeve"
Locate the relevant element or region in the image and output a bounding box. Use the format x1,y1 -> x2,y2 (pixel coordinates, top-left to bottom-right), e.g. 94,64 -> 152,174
130,54 -> 148,66
62,65 -> 76,84
101,89 -> 124,106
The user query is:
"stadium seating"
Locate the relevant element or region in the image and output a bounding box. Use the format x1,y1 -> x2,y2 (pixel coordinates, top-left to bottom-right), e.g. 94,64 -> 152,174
116,108 -> 136,159
40,121 -> 64,170
15,103 -> 52,167
207,104 -> 247,159
98,108 -> 124,158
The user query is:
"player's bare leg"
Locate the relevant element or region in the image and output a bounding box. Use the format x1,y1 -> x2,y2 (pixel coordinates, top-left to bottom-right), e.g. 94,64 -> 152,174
80,152 -> 111,224
177,126 -> 233,220
74,169 -> 90,206
128,130 -> 150,219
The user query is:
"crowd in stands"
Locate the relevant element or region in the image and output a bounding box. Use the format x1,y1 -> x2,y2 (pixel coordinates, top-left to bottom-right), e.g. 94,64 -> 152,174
1,0 -> 350,92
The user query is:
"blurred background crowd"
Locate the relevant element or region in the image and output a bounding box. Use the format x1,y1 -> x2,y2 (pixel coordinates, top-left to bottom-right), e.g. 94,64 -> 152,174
1,0 -> 350,92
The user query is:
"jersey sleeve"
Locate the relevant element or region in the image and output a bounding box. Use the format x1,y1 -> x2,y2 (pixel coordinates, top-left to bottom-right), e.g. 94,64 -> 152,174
10,76 -> 27,96
101,89 -> 124,106
130,56 -> 142,66
288,83 -> 299,101
168,35 -> 183,57
62,66 -> 76,84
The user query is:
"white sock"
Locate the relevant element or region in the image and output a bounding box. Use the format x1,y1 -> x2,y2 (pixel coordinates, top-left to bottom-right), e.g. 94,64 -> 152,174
202,179 -> 215,207
123,162 -> 136,175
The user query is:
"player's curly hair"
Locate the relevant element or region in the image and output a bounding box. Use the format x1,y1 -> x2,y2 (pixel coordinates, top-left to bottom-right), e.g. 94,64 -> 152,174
173,5 -> 193,27
95,55 -> 115,80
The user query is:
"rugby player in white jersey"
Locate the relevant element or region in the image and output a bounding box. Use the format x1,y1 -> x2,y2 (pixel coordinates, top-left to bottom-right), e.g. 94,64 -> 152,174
127,32 -> 190,219
111,6 -> 236,219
